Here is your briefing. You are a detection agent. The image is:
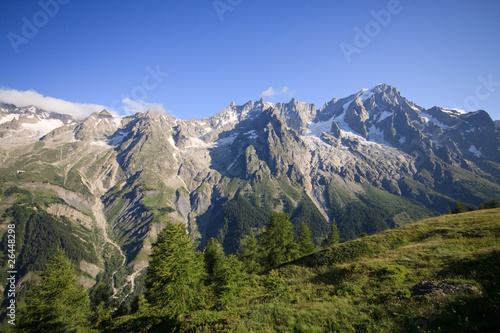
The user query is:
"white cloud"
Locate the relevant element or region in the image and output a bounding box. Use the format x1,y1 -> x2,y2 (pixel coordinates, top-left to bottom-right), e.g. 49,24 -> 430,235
260,86 -> 293,98
260,87 -> 278,98
121,98 -> 167,115
0,89 -> 106,120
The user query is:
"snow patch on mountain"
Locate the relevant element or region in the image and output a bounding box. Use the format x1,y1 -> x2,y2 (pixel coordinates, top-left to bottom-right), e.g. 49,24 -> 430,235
108,130 -> 129,146
468,145 -> 482,157
359,88 -> 375,101
305,117 -> 335,137
377,111 -> 393,122
421,112 -> 451,130
167,136 -> 177,149
0,114 -> 17,124
21,118 -> 65,137
216,133 -> 238,146
443,108 -> 466,115
244,130 -> 258,139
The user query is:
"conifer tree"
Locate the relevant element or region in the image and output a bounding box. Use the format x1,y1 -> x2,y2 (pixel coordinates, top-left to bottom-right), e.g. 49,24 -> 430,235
203,238 -> 225,285
452,200 -> 467,214
89,282 -> 114,327
321,218 -> 340,248
484,199 -> 499,209
145,221 -> 202,316
213,255 -> 246,309
239,229 -> 259,272
16,249 -> 91,333
297,222 -> 315,255
259,212 -> 297,267
203,238 -> 246,309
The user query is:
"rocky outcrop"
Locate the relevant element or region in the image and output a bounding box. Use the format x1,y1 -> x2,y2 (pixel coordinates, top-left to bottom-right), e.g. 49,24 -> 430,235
2,84 -> 500,271
74,109 -> 117,141
46,203 -> 93,229
275,98 -> 317,135
411,281 -> 480,297
345,98 -> 369,138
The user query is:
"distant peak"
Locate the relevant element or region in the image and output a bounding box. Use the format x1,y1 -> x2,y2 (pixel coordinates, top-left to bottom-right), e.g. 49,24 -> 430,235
371,83 -> 394,92
98,109 -> 114,118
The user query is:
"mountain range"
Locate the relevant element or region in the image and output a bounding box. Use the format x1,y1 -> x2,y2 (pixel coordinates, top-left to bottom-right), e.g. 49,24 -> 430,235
1,83 -> 499,306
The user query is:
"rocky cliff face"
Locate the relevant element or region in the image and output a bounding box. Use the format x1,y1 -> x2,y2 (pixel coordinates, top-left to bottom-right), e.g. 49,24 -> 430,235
1,84 -> 499,304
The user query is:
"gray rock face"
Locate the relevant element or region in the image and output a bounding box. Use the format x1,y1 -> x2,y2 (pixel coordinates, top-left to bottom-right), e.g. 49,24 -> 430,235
0,104 -> 75,141
1,84 -> 500,264
411,281 -> 479,297
74,109 -> 117,141
274,98 -> 317,135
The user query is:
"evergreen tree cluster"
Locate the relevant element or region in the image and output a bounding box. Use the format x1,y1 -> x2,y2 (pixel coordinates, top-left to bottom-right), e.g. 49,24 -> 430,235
240,212 -> 339,271
449,199 -> 500,214
16,249 -> 92,332
142,213 -> 339,320
14,212 -> 340,331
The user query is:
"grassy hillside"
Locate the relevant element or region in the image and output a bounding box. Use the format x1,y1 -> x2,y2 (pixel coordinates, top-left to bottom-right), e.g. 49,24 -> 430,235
109,208 -> 500,332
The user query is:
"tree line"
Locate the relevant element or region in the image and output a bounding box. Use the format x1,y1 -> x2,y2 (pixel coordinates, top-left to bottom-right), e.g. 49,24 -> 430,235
447,199 -> 500,214
14,212 -> 340,331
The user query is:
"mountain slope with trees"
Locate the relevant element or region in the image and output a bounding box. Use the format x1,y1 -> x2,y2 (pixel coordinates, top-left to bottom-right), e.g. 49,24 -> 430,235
10,208 -> 499,332
1,84 -> 499,312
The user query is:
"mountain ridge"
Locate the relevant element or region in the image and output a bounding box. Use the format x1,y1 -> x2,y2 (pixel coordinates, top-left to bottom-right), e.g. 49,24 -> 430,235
1,84 -> 499,307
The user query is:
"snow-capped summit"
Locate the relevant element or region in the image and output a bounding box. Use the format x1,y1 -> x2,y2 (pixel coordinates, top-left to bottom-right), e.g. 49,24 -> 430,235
0,103 -> 75,140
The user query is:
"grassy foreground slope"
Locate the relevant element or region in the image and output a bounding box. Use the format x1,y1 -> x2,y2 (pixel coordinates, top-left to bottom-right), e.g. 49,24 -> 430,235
111,209 -> 500,332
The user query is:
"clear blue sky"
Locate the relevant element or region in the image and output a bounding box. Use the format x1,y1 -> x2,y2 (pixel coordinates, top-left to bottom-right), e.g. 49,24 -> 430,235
1,0 -> 499,120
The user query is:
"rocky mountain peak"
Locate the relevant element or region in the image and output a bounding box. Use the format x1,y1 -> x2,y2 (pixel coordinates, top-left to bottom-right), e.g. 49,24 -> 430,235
73,109 -> 118,141
98,109 -> 114,118
0,104 -> 75,142
1,86 -> 500,298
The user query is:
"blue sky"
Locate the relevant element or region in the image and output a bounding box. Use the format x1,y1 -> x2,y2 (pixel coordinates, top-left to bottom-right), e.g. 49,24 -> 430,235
1,0 -> 499,120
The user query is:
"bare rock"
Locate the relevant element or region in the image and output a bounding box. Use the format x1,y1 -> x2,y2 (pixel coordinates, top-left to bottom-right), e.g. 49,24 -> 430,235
411,281 -> 479,297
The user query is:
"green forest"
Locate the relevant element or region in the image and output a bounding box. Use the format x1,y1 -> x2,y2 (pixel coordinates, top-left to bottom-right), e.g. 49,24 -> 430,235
5,206 -> 500,332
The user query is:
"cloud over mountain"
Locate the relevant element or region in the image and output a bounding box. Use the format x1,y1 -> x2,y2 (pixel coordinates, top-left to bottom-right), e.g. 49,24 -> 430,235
0,88 -> 107,120
260,86 -> 293,98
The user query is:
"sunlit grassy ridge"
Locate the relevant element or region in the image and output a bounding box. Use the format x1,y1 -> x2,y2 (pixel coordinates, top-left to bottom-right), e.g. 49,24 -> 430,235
108,209 -> 500,332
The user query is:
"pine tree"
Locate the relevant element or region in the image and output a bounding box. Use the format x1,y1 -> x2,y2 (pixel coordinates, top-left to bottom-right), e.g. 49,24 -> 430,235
203,238 -> 245,309
239,229 -> 259,272
16,249 -> 91,333
297,222 -> 315,256
259,212 -> 297,267
484,199 -> 499,209
321,218 -> 340,248
203,238 -> 225,285
89,282 -> 114,327
452,200 -> 467,214
264,269 -> 288,300
213,255 -> 246,309
145,222 -> 202,316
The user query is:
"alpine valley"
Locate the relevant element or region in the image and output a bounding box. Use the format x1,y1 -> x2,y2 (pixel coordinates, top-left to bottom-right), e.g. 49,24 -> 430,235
1,84 -> 500,308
